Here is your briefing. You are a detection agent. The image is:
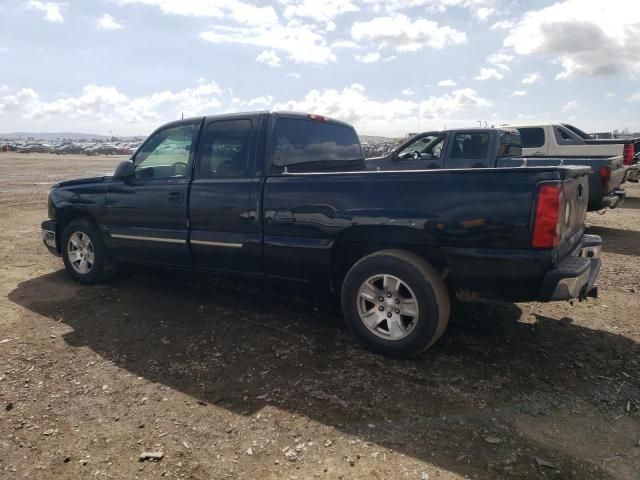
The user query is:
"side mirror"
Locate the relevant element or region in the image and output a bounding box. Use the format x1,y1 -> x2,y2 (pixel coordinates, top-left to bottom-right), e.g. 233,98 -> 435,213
113,160 -> 135,180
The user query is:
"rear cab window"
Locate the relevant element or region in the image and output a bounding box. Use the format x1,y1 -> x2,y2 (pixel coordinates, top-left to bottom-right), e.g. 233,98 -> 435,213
517,127 -> 545,148
498,130 -> 522,157
272,116 -> 364,172
445,132 -> 490,168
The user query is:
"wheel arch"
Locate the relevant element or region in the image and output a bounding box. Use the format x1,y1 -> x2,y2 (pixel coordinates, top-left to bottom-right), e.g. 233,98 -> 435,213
330,225 -> 449,293
55,208 -> 101,253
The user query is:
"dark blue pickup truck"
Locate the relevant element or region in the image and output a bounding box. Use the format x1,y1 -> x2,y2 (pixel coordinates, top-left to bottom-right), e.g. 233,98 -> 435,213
42,112 -> 601,357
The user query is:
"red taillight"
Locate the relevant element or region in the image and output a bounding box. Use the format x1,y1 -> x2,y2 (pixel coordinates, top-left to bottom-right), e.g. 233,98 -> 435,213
623,144 -> 633,165
532,182 -> 563,249
308,114 -> 326,122
599,166 -> 611,192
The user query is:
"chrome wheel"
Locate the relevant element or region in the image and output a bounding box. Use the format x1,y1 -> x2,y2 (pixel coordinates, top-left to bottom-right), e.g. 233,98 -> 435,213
356,274 -> 419,340
67,231 -> 95,275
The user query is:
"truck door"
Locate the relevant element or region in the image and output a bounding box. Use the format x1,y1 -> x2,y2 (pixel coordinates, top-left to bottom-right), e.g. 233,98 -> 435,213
188,117 -> 263,274
105,120 -> 201,265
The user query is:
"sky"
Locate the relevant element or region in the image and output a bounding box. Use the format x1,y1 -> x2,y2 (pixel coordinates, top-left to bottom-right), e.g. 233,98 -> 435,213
0,0 -> 639,137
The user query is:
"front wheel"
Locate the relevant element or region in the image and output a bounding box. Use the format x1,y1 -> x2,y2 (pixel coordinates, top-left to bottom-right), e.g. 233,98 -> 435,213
341,250 -> 450,357
61,218 -> 116,284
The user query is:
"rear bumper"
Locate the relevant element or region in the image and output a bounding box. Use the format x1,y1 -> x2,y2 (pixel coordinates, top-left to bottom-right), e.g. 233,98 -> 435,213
599,189 -> 625,209
538,234 -> 601,301
41,219 -> 60,257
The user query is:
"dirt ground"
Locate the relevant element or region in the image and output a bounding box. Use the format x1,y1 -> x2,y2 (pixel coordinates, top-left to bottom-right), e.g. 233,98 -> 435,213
0,153 -> 638,480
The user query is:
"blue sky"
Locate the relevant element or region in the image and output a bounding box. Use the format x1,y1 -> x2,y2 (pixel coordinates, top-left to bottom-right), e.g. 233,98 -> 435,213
0,0 -> 639,136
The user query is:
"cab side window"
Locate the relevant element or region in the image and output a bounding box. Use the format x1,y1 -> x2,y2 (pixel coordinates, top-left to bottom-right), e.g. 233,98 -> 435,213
196,120 -> 253,179
446,132 -> 490,168
554,126 -> 582,145
396,134 -> 445,168
134,124 -> 197,179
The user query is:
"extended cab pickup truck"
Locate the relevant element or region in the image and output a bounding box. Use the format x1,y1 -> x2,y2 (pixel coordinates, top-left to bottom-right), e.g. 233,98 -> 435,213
42,112 -> 601,357
369,127 -> 626,211
508,124 -> 635,209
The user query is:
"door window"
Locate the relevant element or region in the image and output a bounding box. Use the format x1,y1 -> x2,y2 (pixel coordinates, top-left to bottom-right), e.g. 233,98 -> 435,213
447,132 -> 490,168
397,135 -> 445,166
196,119 -> 253,178
554,125 -> 582,145
134,124 -> 197,179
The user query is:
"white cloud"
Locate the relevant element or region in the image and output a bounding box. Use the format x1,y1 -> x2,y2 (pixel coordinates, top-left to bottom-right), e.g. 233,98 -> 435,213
490,19 -> 514,30
438,79 -> 457,87
504,0 -> 640,79
116,0 -> 278,26
1,82 -> 492,136
27,1 -> 64,23
475,67 -> 505,80
627,92 -> 640,102
354,52 -> 381,63
273,84 -> 491,135
401,88 -> 415,96
351,14 -> 467,52
280,0 -> 359,24
522,72 -> 542,84
562,100 -> 579,112
475,7 -> 494,21
0,81 -> 223,127
287,72 -> 301,79
331,40 -> 361,49
246,95 -> 274,107
200,22 -> 335,65
96,14 -> 123,30
512,90 -> 527,97
605,92 -> 615,99
487,52 -> 513,66
256,50 -> 282,68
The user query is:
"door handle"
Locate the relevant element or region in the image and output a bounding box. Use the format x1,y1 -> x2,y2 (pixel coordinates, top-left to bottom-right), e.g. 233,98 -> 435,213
168,191 -> 184,203
273,209 -> 295,224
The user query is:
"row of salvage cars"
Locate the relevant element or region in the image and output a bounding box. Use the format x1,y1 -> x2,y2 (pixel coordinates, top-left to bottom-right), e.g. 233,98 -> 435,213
0,141 -> 141,156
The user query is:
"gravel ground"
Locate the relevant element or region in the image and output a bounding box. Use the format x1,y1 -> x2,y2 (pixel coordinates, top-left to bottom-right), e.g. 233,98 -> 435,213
1,153 -> 639,480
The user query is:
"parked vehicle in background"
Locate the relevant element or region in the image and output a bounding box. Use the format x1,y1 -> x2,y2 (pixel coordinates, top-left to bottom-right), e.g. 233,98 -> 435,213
53,143 -> 86,155
507,124 -> 636,209
84,144 -> 119,156
42,112 -> 600,357
17,143 -> 53,153
376,127 -> 624,212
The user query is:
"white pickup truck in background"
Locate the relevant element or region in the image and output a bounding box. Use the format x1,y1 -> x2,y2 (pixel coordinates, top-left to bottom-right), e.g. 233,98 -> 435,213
506,123 -> 639,210
507,123 -> 638,161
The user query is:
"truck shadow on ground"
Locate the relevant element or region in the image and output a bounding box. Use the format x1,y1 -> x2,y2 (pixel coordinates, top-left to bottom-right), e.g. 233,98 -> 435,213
587,225 -> 640,256
9,269 -> 640,479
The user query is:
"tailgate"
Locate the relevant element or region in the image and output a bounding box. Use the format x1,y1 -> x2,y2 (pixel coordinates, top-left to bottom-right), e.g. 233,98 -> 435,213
557,168 -> 589,258
608,155 -> 626,188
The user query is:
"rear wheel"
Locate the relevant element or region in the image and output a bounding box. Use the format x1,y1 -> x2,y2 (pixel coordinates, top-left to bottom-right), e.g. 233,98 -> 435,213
61,218 -> 116,284
341,250 -> 450,357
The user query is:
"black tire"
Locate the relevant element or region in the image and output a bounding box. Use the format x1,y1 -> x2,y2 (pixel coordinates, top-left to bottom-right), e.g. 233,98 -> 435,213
61,218 -> 116,284
341,249 -> 450,358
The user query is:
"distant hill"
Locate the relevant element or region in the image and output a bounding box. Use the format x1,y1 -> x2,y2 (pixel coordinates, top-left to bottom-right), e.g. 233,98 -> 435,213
0,132 -> 112,141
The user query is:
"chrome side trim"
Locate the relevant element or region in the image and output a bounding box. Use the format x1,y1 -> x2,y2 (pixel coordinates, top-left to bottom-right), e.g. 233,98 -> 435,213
111,233 -> 185,244
190,239 -> 243,248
